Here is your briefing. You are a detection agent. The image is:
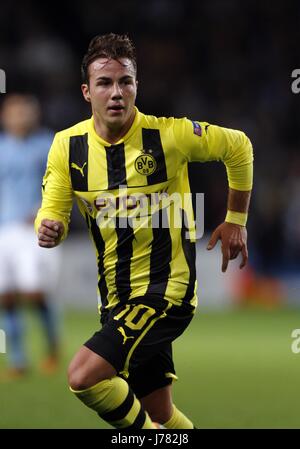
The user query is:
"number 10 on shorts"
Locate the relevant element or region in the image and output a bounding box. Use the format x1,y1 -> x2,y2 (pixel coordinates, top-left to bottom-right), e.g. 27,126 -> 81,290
113,304 -> 156,330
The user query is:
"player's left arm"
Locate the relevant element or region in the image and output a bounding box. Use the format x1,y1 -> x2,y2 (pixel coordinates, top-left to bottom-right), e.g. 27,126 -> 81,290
173,119 -> 253,272
202,125 -> 253,272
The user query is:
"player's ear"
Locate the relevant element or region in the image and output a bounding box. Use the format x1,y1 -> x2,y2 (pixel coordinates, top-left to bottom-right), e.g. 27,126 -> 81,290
81,84 -> 91,103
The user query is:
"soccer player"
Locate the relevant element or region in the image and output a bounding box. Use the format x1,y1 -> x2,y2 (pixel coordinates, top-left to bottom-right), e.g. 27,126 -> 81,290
0,94 -> 60,378
35,33 -> 253,429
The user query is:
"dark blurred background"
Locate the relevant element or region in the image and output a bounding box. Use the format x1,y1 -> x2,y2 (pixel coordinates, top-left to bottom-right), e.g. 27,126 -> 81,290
0,0 -> 299,283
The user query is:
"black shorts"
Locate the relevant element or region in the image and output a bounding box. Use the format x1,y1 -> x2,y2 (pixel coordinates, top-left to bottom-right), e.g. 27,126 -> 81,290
84,296 -> 194,398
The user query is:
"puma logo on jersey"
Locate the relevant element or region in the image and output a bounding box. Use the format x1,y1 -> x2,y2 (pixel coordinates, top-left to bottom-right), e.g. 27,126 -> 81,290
117,326 -> 134,345
71,162 -> 87,177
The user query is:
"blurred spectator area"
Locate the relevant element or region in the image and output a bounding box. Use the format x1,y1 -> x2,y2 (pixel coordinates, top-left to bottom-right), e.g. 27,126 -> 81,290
1,0 -> 299,286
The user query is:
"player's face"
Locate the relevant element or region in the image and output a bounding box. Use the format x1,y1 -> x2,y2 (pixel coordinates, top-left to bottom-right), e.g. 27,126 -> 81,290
82,58 -> 137,131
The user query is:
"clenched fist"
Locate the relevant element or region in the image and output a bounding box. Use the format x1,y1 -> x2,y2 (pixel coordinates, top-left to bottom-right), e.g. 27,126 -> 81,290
38,219 -> 64,248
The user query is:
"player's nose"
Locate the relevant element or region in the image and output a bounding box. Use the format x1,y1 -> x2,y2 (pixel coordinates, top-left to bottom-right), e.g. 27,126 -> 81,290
111,82 -> 123,99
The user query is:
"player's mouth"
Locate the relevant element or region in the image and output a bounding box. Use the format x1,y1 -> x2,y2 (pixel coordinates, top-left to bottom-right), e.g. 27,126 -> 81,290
107,104 -> 125,114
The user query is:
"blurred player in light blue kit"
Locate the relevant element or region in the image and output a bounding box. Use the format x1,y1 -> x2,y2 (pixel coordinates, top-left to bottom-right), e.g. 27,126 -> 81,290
0,94 -> 60,378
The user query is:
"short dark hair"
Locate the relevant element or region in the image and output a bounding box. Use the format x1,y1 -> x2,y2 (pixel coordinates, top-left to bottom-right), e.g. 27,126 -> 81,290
81,33 -> 137,83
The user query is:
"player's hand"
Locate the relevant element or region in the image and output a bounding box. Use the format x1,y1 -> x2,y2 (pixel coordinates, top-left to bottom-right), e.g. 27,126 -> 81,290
38,219 -> 64,248
206,222 -> 248,273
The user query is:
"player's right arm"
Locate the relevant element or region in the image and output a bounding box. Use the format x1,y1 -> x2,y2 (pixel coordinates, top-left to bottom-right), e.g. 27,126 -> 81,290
35,134 -> 73,248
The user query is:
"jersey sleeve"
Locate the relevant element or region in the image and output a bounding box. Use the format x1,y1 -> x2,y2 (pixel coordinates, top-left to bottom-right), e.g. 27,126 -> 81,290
173,118 -> 253,191
34,134 -> 73,241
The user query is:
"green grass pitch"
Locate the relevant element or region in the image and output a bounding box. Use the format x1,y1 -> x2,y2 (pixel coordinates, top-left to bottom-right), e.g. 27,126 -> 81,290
1,307 -> 300,428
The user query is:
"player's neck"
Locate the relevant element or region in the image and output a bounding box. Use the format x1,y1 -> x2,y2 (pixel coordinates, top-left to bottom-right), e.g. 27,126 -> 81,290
93,109 -> 136,144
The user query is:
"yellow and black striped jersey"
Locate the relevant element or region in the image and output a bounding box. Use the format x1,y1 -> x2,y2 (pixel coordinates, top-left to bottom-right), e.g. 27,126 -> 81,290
35,107 -> 253,312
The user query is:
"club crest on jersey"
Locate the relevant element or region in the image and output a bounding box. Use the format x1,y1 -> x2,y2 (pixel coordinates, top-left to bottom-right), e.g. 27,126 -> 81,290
135,153 -> 157,176
191,120 -> 202,137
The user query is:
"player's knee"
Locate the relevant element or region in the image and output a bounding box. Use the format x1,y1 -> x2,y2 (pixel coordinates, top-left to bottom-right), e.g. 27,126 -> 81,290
68,346 -> 117,391
67,362 -> 113,390
68,367 -> 85,391
68,364 -> 96,391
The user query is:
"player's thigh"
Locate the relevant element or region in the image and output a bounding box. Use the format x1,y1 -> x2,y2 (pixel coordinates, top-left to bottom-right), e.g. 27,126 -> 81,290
84,301 -> 169,377
83,300 -> 193,386
68,345 -> 117,390
129,300 -> 194,372
140,384 -> 173,423
129,347 -> 176,423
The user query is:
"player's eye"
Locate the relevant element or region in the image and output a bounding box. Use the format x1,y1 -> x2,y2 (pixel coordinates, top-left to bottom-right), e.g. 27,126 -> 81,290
97,80 -> 110,86
121,78 -> 133,85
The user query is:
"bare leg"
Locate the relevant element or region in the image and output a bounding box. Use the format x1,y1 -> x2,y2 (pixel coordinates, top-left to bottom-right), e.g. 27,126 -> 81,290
68,346 -> 155,429
140,384 -> 173,423
68,345 -> 117,390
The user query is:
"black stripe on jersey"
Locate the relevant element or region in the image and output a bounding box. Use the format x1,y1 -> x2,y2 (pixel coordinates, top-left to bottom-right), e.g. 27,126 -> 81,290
89,217 -> 108,308
69,133 -> 89,191
142,128 -> 168,185
146,208 -> 171,298
181,210 -> 196,303
115,217 -> 134,301
105,143 -> 127,189
100,389 -> 135,422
